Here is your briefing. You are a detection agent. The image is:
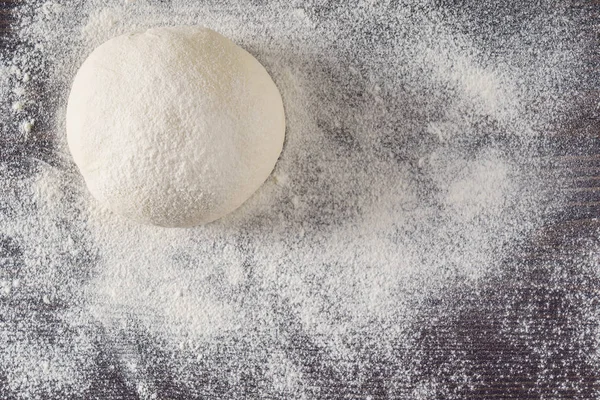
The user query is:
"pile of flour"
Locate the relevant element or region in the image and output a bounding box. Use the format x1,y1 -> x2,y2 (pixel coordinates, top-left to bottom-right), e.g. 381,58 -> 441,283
0,0 -> 593,398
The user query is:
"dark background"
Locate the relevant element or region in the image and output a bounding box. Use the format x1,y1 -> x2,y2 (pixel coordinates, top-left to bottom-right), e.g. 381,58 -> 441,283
1,0 -> 600,399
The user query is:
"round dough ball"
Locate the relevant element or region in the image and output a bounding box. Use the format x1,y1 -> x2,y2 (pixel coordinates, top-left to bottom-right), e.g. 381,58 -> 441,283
67,26 -> 285,227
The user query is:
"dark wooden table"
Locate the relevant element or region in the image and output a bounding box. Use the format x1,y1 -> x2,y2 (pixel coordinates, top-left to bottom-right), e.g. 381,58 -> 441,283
0,1 -> 599,399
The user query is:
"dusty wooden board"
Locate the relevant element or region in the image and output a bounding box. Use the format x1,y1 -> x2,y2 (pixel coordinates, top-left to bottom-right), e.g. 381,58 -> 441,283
0,0 -> 599,398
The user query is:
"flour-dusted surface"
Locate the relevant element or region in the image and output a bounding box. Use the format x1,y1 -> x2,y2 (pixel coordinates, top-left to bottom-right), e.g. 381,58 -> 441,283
1,1 -> 599,399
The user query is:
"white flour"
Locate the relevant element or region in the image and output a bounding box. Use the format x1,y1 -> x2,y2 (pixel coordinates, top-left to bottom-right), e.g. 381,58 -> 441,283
0,0 -> 591,398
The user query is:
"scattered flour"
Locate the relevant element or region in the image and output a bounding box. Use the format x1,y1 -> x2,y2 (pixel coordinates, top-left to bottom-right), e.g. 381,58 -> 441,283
0,0 -> 594,398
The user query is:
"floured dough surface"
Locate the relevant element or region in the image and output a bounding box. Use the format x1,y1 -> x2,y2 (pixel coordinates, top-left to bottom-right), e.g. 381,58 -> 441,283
67,26 -> 285,227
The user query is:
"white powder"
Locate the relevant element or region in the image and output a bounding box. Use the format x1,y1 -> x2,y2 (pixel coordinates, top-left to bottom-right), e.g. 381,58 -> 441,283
0,0 -> 593,398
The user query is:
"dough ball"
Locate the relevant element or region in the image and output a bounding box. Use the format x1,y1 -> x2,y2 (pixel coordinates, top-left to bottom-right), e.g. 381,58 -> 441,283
66,26 -> 285,227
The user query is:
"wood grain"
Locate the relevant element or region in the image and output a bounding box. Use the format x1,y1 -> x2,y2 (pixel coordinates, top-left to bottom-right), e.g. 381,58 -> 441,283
0,1 -> 599,399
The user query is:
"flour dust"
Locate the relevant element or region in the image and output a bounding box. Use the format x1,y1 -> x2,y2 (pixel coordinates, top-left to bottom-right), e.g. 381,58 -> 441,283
0,0 -> 596,398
